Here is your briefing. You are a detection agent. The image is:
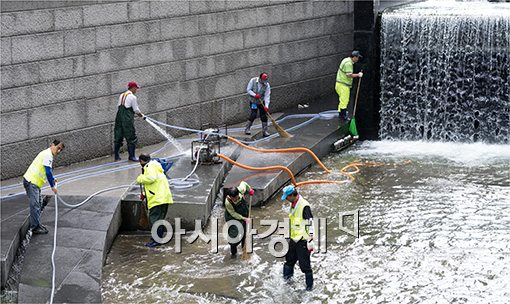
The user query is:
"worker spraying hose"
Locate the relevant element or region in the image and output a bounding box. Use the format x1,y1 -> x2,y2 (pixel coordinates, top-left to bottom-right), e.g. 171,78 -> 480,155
114,81 -> 145,162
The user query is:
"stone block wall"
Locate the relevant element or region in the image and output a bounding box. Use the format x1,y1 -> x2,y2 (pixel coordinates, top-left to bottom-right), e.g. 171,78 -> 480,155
1,0 -> 354,179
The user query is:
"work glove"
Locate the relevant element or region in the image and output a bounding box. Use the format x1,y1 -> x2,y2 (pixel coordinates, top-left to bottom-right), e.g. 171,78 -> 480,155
307,239 -> 315,253
248,189 -> 255,196
254,93 -> 261,99
264,106 -> 269,113
244,218 -> 251,224
358,72 -> 363,78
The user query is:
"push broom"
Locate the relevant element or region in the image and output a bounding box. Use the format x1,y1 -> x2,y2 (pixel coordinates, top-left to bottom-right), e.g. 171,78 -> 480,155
349,73 -> 362,137
267,112 -> 293,138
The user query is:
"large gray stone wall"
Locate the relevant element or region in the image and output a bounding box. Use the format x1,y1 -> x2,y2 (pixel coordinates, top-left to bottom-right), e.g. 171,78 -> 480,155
0,0 -> 353,179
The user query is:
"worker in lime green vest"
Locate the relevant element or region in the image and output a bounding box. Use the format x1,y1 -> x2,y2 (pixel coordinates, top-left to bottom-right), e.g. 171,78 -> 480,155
137,154 -> 173,247
23,140 -> 65,235
281,185 -> 315,291
335,50 -> 363,122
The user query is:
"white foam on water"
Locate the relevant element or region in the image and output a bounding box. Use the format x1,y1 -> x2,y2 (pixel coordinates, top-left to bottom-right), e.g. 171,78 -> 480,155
353,140 -> 510,166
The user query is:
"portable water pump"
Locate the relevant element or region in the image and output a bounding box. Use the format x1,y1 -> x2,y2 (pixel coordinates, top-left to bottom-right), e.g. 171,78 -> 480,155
191,127 -> 222,165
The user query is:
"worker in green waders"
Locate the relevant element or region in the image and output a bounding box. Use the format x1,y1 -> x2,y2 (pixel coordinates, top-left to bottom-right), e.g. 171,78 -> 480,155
224,181 -> 254,257
137,154 -> 173,247
281,185 -> 315,291
114,81 -> 145,162
335,51 -> 363,122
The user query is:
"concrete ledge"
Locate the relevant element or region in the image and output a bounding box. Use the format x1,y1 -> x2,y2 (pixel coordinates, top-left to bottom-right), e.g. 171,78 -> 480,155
120,139 -> 242,231
16,195 -> 121,303
223,98 -> 349,206
0,195 -> 29,289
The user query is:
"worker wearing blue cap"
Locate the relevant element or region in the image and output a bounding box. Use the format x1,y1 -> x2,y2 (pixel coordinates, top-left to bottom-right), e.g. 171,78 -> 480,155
281,185 -> 315,291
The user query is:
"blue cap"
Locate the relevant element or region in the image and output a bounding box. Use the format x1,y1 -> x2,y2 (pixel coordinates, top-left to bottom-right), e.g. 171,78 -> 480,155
281,185 -> 296,200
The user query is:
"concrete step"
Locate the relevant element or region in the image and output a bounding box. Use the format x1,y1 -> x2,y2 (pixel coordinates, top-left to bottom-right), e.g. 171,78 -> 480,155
1,194 -> 29,290
17,195 -> 121,304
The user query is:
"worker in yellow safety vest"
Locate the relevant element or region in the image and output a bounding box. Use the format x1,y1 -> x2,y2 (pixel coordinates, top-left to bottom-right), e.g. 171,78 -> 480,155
23,140 -> 65,235
281,185 -> 315,291
137,154 -> 173,247
335,50 -> 363,122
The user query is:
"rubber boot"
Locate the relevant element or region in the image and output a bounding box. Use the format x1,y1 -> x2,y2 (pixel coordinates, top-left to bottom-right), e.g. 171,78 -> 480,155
114,143 -> 122,161
262,122 -> 270,137
127,145 -> 138,162
244,121 -> 253,135
305,272 -> 314,291
230,244 -> 238,257
283,264 -> 294,280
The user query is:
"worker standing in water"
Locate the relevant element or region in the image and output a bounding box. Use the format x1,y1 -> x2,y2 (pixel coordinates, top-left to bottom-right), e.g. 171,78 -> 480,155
335,51 -> 363,122
23,140 -> 65,235
244,73 -> 271,137
224,181 -> 254,257
114,81 -> 145,162
137,154 -> 173,247
281,185 -> 315,291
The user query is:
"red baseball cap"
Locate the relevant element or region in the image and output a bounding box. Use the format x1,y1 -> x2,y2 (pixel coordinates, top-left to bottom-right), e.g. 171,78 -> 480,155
128,81 -> 140,89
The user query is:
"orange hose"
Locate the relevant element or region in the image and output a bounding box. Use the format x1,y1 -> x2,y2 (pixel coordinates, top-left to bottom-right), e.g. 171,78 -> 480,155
226,136 -> 332,174
218,154 -> 298,185
219,154 -> 385,190
296,179 -> 349,187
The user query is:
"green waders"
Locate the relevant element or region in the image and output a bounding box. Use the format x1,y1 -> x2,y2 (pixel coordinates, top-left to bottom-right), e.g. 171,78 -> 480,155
114,105 -> 138,161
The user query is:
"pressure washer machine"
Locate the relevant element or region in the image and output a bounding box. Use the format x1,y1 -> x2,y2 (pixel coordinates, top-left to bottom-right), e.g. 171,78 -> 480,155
191,126 -> 224,165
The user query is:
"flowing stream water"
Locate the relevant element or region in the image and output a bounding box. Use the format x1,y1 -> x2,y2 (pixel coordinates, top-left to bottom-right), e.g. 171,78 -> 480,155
379,1 -> 509,143
102,140 -> 510,303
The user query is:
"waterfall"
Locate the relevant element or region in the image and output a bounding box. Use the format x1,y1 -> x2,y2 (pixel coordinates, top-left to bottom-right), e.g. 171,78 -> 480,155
379,1 -> 509,143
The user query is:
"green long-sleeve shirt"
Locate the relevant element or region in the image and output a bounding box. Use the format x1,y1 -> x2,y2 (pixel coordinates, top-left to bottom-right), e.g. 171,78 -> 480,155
224,181 -> 251,220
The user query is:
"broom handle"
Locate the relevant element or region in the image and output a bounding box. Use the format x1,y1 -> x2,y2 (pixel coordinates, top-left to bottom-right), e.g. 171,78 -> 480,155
353,71 -> 362,117
242,195 -> 253,259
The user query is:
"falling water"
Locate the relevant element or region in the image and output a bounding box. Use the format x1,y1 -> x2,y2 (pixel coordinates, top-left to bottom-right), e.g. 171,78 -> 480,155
379,1 -> 510,143
145,118 -> 185,152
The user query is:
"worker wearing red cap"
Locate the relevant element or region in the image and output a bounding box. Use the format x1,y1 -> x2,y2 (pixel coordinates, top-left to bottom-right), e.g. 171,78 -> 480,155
114,81 -> 145,161
244,72 -> 271,137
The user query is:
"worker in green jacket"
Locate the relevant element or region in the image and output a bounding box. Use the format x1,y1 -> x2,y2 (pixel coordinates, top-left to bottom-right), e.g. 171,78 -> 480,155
137,154 -> 173,247
335,51 -> 363,122
224,181 -> 254,257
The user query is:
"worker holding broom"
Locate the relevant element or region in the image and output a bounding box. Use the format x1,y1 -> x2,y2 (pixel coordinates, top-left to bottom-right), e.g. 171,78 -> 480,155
244,73 -> 271,137
224,181 -> 254,257
137,154 -> 173,247
335,51 -> 363,122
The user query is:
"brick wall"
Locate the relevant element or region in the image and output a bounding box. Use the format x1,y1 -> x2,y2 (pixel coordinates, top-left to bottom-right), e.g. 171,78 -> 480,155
0,0 -> 353,179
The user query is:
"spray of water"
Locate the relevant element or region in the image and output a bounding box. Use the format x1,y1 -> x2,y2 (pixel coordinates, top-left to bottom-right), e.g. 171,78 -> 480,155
145,118 -> 185,153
